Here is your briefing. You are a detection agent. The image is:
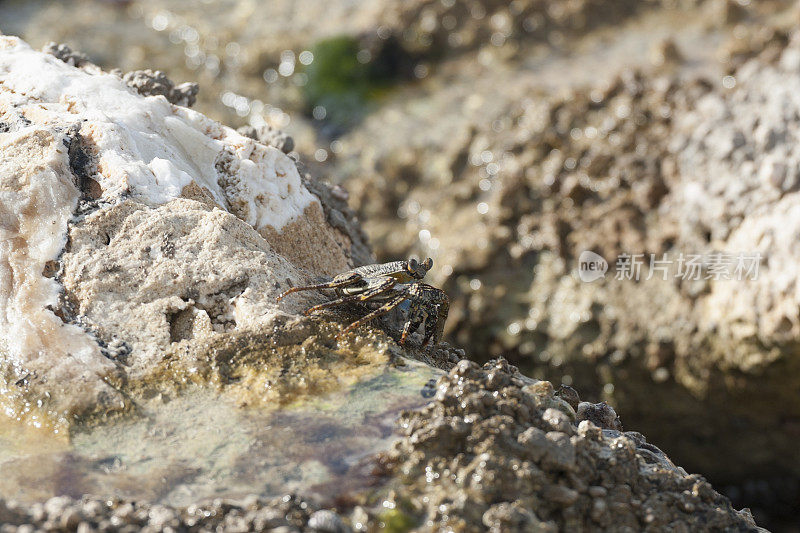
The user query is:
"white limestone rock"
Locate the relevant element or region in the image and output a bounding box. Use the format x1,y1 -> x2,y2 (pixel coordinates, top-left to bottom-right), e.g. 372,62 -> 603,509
0,36 -> 363,426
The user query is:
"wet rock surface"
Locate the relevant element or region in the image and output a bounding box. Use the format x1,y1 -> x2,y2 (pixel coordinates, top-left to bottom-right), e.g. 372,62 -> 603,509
0,360 -> 765,532
0,358 -> 444,508
0,493 -> 332,533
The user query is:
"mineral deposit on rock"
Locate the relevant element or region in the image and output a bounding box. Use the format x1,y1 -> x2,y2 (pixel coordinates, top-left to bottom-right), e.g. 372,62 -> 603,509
0,36 -> 368,426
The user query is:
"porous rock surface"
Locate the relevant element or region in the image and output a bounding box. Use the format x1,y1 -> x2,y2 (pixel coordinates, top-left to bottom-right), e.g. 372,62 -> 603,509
339,19 -> 800,496
381,359 -> 761,532
0,36 -> 369,426
375,0 -> 715,59
0,494 -> 331,533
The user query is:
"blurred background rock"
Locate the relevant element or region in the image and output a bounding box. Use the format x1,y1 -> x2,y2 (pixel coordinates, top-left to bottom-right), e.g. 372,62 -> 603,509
2,0 -> 799,529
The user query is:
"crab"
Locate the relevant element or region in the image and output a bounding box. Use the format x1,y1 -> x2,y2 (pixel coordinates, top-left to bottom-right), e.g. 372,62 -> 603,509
276,258 -> 449,346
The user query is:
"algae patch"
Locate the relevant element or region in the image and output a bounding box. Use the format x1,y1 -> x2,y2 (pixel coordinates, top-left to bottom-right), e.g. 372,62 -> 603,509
302,35 -> 408,134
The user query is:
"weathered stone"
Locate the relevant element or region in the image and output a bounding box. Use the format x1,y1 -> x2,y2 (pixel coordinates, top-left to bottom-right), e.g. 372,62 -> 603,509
0,36 -> 367,425
383,359 -> 759,531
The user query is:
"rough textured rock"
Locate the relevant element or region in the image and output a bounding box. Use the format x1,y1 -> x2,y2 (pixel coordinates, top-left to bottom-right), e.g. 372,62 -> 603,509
60,199 -> 302,369
0,30 -> 771,533
379,359 -> 762,532
121,69 -> 199,107
44,42 -> 199,107
361,10 -> 798,525
375,0 -> 716,59
0,493 -> 332,532
42,41 -> 89,68
237,123 -> 295,154
1,0 -> 736,132
329,14 -> 800,518
0,36 -> 369,426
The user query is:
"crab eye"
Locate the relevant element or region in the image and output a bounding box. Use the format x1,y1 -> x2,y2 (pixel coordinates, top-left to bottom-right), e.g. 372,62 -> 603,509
407,258 -> 418,271
422,258 -> 433,270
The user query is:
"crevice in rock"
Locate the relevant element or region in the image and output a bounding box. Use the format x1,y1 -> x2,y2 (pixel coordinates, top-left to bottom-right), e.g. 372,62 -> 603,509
64,128 -> 110,226
213,148 -> 237,213
41,260 -> 59,279
168,306 -> 197,343
0,109 -> 31,133
98,337 -> 132,365
48,276 -> 78,325
44,224 -> 122,365
191,278 -> 249,332
66,129 -> 101,201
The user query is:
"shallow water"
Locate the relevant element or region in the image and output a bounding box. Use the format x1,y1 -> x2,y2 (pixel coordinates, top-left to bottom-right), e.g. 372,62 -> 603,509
0,359 -> 440,506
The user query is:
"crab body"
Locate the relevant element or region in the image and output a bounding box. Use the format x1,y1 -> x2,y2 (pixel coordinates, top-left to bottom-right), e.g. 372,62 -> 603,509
277,258 -> 449,346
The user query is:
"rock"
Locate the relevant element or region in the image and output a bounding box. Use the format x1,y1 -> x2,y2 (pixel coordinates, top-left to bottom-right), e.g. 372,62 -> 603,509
44,42 -> 199,108
542,485 -> 579,507
44,496 -> 72,519
307,510 -> 350,533
0,17 -> 778,532
707,0 -> 751,26
0,36 -> 369,425
376,0 -> 683,59
650,38 -> 683,67
0,38 -> 450,516
542,407 -> 574,434
0,500 -> 27,524
576,401 -> 623,431
60,508 -> 82,530
147,505 -> 178,529
332,15 -> 800,512
555,384 -> 581,411
383,358 -> 759,531
121,69 -> 199,107
482,501 -> 555,532
0,494 -> 324,531
42,41 -> 89,67
237,124 -> 295,154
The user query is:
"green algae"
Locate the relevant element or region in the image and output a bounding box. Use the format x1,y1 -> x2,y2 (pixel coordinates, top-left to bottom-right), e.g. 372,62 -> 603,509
301,35 -> 405,133
377,508 -> 417,532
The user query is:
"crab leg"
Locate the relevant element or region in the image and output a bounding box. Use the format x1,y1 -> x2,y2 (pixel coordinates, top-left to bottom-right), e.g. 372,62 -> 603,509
422,297 -> 449,346
276,272 -> 362,302
400,302 -> 426,345
338,295 -> 409,337
303,278 -> 397,315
